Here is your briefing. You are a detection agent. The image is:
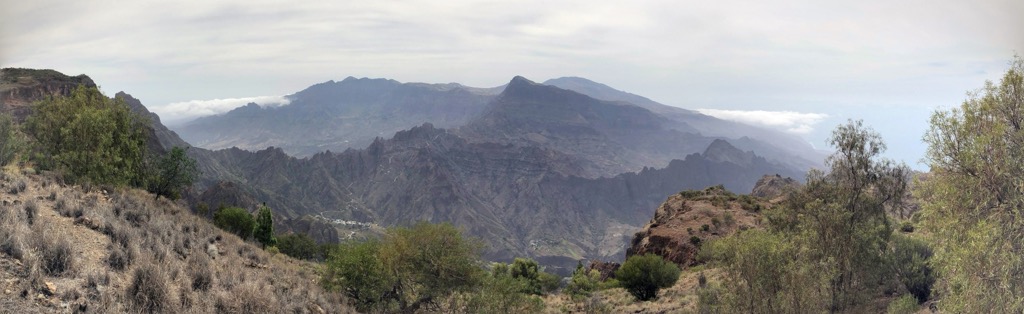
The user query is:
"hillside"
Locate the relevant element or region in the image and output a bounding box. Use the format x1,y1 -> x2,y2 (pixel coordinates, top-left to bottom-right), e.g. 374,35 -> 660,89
0,168 -> 351,313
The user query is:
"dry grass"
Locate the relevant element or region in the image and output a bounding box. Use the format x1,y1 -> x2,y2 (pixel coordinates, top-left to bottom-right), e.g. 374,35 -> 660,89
544,268 -> 725,313
0,168 -> 353,313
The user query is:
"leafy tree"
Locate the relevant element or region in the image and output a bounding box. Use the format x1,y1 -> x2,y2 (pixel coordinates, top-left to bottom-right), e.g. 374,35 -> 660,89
457,270 -> 544,313
148,146 -> 198,200
0,113 -> 26,166
322,239 -> 392,312
253,204 -> 276,248
276,233 -> 321,260
213,206 -> 254,240
26,85 -> 149,186
918,56 -> 1024,312
565,262 -> 600,299
322,222 -> 482,312
615,254 -> 680,301
769,119 -> 909,311
701,229 -> 817,313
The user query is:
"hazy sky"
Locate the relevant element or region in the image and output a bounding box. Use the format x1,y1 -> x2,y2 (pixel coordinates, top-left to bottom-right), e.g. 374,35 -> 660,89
2,0 -> 1021,168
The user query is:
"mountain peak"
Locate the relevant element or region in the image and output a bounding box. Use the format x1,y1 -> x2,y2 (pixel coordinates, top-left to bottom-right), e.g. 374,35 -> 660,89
703,139 -> 755,166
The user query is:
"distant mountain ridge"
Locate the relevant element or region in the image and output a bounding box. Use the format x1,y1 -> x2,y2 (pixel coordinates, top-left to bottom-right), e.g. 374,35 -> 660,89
178,76 -> 495,156
175,75 -> 823,174
4,68 -> 812,273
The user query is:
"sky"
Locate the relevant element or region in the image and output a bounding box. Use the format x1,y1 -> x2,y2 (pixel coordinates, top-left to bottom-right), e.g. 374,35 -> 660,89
1,0 -> 1022,169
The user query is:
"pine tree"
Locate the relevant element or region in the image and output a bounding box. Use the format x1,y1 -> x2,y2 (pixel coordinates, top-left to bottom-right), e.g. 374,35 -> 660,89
254,203 -> 276,248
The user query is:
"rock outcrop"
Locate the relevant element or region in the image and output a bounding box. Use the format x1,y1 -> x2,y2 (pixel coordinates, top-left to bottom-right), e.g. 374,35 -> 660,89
751,174 -> 800,199
626,185 -> 771,267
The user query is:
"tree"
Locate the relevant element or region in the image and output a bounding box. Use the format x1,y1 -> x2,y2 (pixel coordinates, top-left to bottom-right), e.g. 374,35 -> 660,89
148,146 -> 198,200
771,119 -> 909,311
919,56 -> 1024,312
322,239 -> 392,312
26,85 -> 149,186
701,229 -> 810,313
253,204 -> 276,248
213,206 -> 254,240
276,233 -> 321,260
321,222 -> 482,312
0,113 -> 26,167
615,254 -> 680,301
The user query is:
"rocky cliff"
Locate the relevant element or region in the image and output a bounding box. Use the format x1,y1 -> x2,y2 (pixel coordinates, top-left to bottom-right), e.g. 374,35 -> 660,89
626,185 -> 772,267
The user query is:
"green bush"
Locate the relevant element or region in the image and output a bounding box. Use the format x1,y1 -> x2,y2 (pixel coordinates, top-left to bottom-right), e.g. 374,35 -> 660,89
505,257 -> 559,295
565,264 -> 600,299
0,113 -> 26,167
459,271 -> 544,313
276,233 -> 321,260
615,254 -> 680,301
213,206 -> 254,240
899,221 -> 914,233
888,234 -> 934,303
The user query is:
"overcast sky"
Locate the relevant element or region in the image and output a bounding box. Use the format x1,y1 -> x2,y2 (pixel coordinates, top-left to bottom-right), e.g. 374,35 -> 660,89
2,0 -> 1021,168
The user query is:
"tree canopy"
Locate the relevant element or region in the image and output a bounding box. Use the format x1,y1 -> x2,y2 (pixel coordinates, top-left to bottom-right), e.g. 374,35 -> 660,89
919,55 -> 1024,312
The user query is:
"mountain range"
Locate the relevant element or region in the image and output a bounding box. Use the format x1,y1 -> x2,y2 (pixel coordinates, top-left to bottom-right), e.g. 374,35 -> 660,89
2,68 -> 814,273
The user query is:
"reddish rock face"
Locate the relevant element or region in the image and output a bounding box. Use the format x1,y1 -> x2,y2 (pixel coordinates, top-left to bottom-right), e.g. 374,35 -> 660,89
626,185 -> 773,268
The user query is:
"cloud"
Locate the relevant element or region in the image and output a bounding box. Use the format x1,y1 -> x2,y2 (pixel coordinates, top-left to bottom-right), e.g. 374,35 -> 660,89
696,109 -> 829,135
152,95 -> 290,124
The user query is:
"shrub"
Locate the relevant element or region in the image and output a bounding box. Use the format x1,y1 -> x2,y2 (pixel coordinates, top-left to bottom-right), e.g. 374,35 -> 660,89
9,179 -> 26,194
615,254 -> 680,301
888,234 -> 934,303
723,212 -> 736,226
0,113 -> 26,167
253,204 -> 276,248
565,266 -> 600,299
689,236 -> 702,246
107,243 -> 135,271
460,272 -> 544,313
23,200 -> 37,225
127,264 -> 172,313
213,206 -> 254,240
887,294 -> 919,314
189,255 -> 213,292
38,234 -> 75,276
0,223 -> 26,260
538,271 -> 561,294
276,233 -> 320,260
899,221 -> 914,233
701,224 -> 710,232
